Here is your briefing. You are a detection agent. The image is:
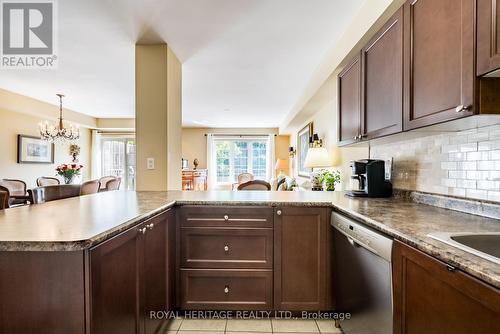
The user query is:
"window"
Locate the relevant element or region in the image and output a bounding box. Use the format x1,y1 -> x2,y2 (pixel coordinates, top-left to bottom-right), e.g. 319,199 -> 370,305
213,137 -> 270,184
101,137 -> 136,190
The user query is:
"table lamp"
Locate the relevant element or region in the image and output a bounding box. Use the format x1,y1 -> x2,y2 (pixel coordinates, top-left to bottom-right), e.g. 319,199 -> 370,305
304,146 -> 331,191
275,159 -> 289,177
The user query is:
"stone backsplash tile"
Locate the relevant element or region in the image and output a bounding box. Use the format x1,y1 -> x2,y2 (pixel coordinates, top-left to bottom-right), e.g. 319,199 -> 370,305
370,124 -> 500,202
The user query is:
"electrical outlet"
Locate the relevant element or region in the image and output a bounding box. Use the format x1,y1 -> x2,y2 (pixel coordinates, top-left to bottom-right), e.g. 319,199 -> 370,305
147,158 -> 155,170
385,158 -> 393,181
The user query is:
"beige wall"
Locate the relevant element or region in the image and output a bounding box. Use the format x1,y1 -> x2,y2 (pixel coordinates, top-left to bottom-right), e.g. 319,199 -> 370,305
135,44 -> 182,191
287,74 -> 368,190
182,127 -> 289,171
0,108 -> 92,188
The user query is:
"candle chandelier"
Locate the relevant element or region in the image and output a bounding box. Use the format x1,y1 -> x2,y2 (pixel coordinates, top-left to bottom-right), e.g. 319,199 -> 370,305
39,94 -> 80,142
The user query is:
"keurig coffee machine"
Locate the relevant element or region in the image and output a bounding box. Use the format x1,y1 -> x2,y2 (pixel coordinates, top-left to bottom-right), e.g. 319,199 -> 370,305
346,159 -> 392,198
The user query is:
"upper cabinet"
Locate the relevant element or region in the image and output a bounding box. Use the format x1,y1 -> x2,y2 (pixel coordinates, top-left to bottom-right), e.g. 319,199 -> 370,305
361,7 -> 403,139
338,55 -> 361,146
403,0 -> 475,130
477,0 -> 500,75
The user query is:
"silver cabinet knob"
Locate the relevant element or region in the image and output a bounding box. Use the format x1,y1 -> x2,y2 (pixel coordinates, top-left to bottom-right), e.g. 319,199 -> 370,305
224,286 -> 229,294
224,245 -> 229,252
138,227 -> 147,234
455,105 -> 471,113
146,223 -> 154,230
224,215 -> 229,221
276,210 -> 282,216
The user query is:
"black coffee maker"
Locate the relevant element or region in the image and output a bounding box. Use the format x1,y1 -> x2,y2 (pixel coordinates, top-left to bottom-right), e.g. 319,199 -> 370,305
346,159 -> 392,198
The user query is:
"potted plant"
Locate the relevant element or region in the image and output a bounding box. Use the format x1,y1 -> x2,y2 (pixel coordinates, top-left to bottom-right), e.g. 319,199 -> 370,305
56,164 -> 83,184
318,170 -> 341,191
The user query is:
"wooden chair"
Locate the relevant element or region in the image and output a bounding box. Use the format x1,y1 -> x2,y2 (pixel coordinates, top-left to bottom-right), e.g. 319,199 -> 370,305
37,177 -> 60,187
103,178 -> 121,191
98,176 -> 117,191
237,180 -> 271,191
28,185 -> 81,204
80,180 -> 100,196
0,179 -> 29,206
0,186 -> 9,209
232,172 -> 254,190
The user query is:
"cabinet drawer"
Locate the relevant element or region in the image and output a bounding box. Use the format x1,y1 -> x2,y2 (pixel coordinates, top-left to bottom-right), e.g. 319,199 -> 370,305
179,206 -> 273,228
181,228 -> 273,269
179,269 -> 273,310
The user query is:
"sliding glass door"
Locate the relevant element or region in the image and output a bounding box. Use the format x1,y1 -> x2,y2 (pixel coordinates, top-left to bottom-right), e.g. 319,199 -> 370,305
101,138 -> 136,190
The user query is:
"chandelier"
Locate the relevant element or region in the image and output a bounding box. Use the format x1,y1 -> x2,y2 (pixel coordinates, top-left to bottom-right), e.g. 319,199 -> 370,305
39,94 -> 80,142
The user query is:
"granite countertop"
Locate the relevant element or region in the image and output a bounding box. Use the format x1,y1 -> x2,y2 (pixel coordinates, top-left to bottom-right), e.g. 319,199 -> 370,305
0,190 -> 499,288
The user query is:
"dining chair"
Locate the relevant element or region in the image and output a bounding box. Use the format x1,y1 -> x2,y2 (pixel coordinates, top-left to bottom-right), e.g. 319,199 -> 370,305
37,177 -> 60,187
28,185 -> 81,204
232,172 -> 254,190
0,186 -> 9,209
80,180 -> 100,196
237,180 -> 271,191
98,176 -> 117,191
0,179 -> 29,206
104,177 -> 121,191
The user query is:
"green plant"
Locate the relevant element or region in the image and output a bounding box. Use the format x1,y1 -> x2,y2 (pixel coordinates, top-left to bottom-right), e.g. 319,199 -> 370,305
318,170 -> 341,191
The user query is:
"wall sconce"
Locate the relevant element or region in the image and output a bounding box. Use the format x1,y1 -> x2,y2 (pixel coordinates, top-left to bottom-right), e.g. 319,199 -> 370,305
310,133 -> 323,148
289,146 -> 296,158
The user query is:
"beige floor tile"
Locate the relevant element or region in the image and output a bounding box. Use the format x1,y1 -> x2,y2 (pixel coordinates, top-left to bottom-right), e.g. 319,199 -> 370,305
226,319 -> 272,332
178,318 -> 227,331
165,317 -> 183,331
164,331 -> 177,334
315,320 -> 342,333
177,331 -> 223,334
226,332 -> 271,334
271,319 -> 319,333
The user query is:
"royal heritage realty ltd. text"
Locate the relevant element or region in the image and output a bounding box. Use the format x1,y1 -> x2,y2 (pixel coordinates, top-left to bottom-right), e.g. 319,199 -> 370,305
149,310 -> 351,321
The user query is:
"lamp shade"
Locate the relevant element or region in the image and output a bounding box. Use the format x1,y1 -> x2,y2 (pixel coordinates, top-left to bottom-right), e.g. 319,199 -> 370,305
304,147 -> 331,168
275,158 -> 289,170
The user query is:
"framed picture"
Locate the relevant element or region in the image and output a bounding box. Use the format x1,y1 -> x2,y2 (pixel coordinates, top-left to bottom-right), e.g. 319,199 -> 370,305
297,122 -> 313,177
17,135 -> 54,164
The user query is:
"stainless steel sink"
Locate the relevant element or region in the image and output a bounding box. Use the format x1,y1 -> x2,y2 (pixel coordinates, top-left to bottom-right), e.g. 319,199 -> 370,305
427,232 -> 500,265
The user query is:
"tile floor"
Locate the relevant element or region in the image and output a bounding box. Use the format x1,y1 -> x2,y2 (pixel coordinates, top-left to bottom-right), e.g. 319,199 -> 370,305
164,318 -> 342,333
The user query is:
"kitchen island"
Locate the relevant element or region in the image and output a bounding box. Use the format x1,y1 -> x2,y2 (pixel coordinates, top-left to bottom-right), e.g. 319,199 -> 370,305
0,190 -> 499,334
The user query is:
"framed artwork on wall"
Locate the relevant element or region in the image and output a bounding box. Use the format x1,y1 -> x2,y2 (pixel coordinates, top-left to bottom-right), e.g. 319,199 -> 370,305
297,122 -> 313,177
17,135 -> 54,164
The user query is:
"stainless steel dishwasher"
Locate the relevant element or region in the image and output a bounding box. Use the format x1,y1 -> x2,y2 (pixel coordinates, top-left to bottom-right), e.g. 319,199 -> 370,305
331,212 -> 393,334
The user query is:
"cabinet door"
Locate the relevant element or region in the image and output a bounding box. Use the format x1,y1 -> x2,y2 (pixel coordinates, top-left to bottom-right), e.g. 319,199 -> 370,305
403,0 -> 475,130
338,55 -> 361,146
274,207 -> 332,311
361,7 -> 403,139
143,210 -> 175,334
392,240 -> 500,334
478,0 -> 500,75
90,224 -> 144,334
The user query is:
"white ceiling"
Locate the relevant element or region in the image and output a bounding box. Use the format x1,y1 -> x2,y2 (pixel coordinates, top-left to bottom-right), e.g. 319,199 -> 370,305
0,0 -> 364,127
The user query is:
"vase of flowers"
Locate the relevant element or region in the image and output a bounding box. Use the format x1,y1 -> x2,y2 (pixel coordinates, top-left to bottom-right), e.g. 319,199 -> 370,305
56,164 -> 83,184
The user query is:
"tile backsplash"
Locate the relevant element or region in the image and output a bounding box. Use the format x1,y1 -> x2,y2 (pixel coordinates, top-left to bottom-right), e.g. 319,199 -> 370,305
370,124 -> 500,202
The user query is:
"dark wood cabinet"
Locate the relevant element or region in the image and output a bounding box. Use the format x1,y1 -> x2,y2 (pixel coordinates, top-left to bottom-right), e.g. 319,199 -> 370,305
361,7 -> 403,139
90,209 -> 175,334
273,207 -> 332,311
338,55 -> 361,146
143,210 -> 175,334
392,240 -> 500,334
477,0 -> 500,75
403,0 -> 475,130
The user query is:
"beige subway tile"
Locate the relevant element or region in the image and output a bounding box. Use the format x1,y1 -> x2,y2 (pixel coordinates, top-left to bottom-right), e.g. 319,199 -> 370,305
477,180 -> 500,191
456,179 -> 476,189
457,161 -> 477,170
466,189 -> 488,200
487,191 -> 500,202
448,170 -> 466,179
459,143 -> 478,152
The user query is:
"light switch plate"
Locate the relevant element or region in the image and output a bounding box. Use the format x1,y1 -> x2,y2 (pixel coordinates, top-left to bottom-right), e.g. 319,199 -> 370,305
385,158 -> 393,181
147,157 -> 155,170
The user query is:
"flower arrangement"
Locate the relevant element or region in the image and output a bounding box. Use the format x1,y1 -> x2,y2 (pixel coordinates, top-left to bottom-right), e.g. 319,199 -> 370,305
318,170 -> 341,191
56,163 -> 83,184
69,144 -> 81,162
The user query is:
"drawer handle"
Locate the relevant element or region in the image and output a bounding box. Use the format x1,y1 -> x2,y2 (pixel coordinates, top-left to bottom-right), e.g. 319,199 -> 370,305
137,227 -> 147,234
224,286 -> 229,294
224,215 -> 229,221
146,223 -> 154,230
224,245 -> 229,252
455,105 -> 471,113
